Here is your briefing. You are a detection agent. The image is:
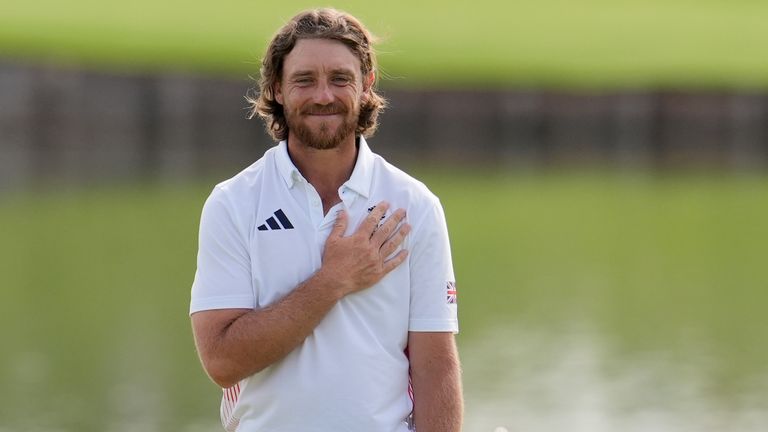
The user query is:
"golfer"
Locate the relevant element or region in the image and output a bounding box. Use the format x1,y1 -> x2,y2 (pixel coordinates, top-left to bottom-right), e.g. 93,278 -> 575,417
190,8 -> 462,431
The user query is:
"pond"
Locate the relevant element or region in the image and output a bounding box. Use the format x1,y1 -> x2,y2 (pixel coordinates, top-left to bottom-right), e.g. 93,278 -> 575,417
1,173 -> 766,431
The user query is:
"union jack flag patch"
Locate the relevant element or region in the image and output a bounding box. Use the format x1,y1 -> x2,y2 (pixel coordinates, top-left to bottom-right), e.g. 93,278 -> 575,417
446,281 -> 457,304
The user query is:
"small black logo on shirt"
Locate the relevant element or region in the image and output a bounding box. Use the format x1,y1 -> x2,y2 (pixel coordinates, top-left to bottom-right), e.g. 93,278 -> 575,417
257,209 -> 294,231
367,205 -> 387,221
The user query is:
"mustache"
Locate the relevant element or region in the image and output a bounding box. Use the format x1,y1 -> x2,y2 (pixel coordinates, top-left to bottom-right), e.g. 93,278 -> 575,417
301,103 -> 347,115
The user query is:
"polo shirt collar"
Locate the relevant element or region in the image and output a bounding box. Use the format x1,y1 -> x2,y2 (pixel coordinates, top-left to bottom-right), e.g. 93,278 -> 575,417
344,136 -> 374,198
275,140 -> 301,189
274,137 -> 374,199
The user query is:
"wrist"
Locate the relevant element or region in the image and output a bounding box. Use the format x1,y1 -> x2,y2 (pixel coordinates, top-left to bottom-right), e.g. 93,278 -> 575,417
313,267 -> 348,301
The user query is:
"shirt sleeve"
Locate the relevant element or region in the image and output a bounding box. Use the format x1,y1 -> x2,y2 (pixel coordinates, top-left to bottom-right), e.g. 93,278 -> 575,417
408,199 -> 459,333
189,187 -> 255,315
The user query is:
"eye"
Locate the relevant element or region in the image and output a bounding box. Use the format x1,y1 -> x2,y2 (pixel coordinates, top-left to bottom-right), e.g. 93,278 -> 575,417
332,76 -> 351,85
294,77 -> 313,86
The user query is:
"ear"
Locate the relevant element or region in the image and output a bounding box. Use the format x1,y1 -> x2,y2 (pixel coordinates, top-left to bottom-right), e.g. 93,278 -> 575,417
363,71 -> 375,92
273,81 -> 284,105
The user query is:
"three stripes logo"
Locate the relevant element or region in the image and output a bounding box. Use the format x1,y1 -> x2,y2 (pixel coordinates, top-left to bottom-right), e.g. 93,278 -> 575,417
257,209 -> 294,231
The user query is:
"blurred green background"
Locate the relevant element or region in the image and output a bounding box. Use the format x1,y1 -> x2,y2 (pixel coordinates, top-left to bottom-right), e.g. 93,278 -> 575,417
3,0 -> 768,87
1,1 -> 768,431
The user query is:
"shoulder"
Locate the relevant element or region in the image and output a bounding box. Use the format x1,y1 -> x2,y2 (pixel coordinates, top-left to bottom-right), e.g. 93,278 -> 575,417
214,147 -> 276,195
370,153 -> 442,212
200,146 -> 280,228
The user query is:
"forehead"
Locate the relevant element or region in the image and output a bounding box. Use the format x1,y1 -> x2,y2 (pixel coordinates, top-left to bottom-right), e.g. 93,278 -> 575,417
283,38 -> 362,76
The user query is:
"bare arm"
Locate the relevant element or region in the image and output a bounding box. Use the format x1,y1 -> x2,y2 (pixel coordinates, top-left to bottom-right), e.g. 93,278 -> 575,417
191,202 -> 410,388
408,331 -> 463,432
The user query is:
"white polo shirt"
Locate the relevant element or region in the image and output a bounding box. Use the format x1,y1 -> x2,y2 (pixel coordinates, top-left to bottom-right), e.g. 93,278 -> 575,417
190,137 -> 458,432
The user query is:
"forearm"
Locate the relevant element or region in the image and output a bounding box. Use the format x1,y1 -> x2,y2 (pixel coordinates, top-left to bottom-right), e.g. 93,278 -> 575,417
408,332 -> 464,432
196,270 -> 343,387
412,359 -> 463,432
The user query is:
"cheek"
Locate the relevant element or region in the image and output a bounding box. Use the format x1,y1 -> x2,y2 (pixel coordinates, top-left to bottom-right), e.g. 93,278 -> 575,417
279,84 -> 308,105
287,88 -> 313,105
344,88 -> 364,106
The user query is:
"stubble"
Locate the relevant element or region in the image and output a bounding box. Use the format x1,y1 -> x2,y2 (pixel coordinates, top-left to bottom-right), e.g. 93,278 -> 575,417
286,103 -> 358,150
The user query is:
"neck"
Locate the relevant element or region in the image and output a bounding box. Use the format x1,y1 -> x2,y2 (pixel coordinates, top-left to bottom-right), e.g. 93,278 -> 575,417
287,134 -> 358,212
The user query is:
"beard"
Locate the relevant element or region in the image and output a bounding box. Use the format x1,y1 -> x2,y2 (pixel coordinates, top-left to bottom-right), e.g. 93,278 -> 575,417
285,102 -> 358,150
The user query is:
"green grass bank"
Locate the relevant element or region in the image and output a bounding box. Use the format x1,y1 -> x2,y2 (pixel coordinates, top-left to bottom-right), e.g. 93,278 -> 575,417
2,1 -> 768,88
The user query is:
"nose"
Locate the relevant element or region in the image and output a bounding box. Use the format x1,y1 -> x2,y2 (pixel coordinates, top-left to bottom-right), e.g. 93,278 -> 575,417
312,80 -> 335,105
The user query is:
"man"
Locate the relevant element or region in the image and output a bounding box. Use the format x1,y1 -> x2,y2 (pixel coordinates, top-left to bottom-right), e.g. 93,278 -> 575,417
190,8 -> 462,432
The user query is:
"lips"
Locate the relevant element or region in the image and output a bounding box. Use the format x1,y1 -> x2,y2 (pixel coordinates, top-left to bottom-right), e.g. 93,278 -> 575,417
301,104 -> 346,116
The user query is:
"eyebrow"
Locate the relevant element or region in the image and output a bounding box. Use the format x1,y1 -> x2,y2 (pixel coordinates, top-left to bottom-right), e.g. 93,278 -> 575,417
329,68 -> 355,76
287,67 -> 356,79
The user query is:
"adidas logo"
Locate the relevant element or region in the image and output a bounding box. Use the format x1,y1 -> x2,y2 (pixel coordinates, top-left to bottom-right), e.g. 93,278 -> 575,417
257,209 -> 294,231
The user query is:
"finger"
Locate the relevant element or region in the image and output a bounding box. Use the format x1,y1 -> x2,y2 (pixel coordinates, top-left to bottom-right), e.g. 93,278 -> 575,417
382,249 -> 409,274
358,201 -> 389,237
330,209 -> 348,238
371,208 -> 406,246
379,223 -> 410,258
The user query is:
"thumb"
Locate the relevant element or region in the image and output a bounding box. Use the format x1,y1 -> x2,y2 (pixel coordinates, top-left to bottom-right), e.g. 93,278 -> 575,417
330,209 -> 348,238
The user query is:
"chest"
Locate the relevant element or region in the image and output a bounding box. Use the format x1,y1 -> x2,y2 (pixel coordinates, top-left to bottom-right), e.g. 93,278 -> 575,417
247,200 -> 412,313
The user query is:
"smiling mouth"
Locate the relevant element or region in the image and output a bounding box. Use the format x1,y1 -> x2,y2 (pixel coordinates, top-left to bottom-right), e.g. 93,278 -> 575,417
302,104 -> 346,116
304,109 -> 344,116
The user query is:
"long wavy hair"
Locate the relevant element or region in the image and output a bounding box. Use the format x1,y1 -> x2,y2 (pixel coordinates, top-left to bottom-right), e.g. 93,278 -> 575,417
247,8 -> 387,141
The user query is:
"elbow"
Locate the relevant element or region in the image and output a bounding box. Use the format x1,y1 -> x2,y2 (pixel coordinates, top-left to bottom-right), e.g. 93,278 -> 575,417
200,352 -> 244,389
203,356 -> 268,389
203,357 -> 244,389
208,369 -> 239,389
214,378 -> 240,389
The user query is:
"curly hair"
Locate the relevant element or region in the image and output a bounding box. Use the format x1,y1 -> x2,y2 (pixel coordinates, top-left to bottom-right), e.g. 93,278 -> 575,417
247,8 -> 387,141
